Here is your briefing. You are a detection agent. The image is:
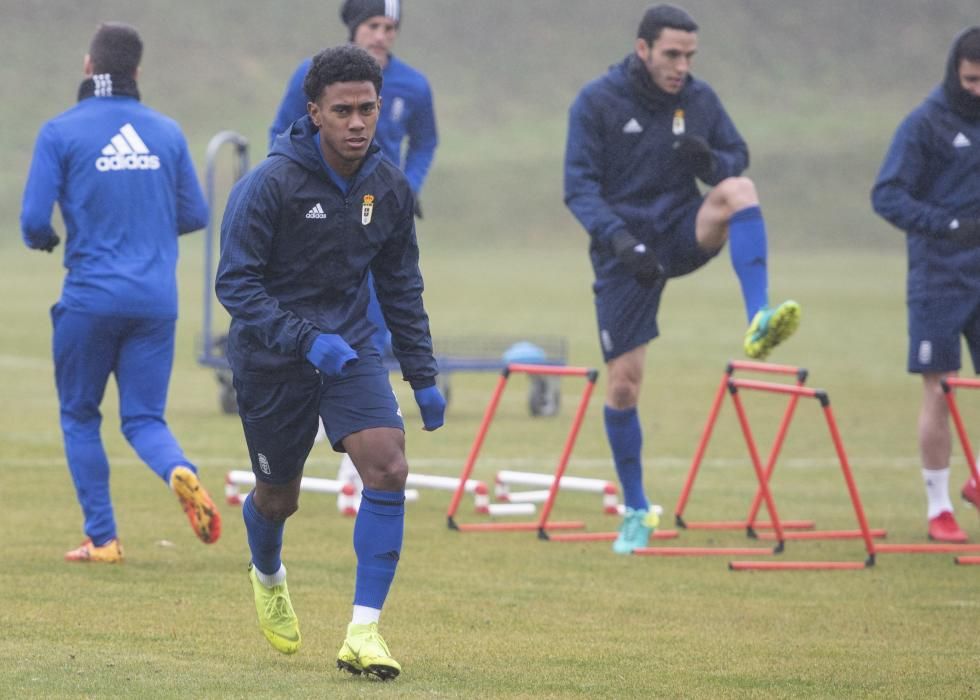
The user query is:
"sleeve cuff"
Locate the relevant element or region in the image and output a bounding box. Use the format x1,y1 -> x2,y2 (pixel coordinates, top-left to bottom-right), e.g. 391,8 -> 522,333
408,377 -> 436,390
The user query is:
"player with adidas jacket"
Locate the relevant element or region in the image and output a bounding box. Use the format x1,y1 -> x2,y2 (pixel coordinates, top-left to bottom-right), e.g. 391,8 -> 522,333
563,4 -> 801,555
216,45 -> 444,679
19,22 -> 220,564
871,26 -> 980,543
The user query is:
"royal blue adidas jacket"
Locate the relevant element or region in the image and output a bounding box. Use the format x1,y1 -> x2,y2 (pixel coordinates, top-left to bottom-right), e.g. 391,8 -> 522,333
20,95 -> 208,318
564,56 -> 747,279
268,54 -> 438,195
216,115 -> 437,386
871,90 -> 980,300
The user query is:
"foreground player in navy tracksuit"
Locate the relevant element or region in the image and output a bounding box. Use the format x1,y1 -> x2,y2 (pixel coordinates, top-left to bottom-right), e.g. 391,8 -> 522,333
217,45 -> 444,680
19,22 -> 221,563
564,4 -> 801,554
872,27 -> 980,544
269,0 -> 437,357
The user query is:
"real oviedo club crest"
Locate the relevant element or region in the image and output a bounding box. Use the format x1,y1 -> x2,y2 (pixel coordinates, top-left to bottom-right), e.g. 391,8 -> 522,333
361,194 -> 374,225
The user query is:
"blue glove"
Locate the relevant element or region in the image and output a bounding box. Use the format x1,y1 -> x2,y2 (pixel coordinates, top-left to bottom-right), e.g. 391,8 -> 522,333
305,334 -> 358,377
414,385 -> 446,431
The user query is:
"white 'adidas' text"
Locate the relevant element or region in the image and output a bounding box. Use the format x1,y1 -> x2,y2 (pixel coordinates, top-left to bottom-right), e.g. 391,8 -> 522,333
306,203 -> 327,219
95,123 -> 160,172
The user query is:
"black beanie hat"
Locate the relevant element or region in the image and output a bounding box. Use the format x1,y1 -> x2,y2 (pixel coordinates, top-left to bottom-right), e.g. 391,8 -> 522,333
637,4 -> 698,43
341,0 -> 401,40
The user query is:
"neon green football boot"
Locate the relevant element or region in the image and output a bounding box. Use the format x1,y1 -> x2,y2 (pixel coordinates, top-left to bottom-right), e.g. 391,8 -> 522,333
337,622 -> 402,681
248,563 -> 301,654
612,506 -> 660,554
744,300 -> 801,360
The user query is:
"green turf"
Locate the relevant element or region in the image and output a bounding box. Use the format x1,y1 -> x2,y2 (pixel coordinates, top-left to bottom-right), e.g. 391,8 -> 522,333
4,2 -> 980,696
3,246 -> 980,698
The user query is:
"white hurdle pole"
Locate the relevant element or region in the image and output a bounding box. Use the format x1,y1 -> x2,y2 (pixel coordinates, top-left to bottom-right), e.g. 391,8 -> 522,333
337,454 -> 489,515
405,473 -> 525,515
225,470 -> 418,516
495,470 -> 620,515
484,502 -> 537,517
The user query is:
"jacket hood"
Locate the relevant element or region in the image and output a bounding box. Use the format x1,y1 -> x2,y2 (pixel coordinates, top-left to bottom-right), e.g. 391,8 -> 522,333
943,26 -> 980,122
270,114 -> 383,175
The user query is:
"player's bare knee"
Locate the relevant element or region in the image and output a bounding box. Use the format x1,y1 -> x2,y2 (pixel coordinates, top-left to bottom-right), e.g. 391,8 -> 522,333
363,454 -> 409,490
607,381 -> 639,410
253,483 -> 300,521
716,176 -> 758,212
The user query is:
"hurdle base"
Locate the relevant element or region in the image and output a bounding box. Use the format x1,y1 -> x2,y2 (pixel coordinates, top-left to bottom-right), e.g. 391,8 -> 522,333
729,558 -> 873,571
541,530 -> 679,543
676,514 -> 816,531
448,518 -> 586,533
635,546 -> 777,557
756,528 -> 887,541
874,543 -> 980,554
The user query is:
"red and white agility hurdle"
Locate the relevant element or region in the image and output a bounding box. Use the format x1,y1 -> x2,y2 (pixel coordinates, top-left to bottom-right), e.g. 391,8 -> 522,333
446,363 -> 602,536
224,467 -> 504,517
632,360 -> 885,567
224,469 -> 395,516
494,469 -> 620,514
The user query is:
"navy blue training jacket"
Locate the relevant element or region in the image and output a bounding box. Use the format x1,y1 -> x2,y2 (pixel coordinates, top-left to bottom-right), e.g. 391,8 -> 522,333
564,55 -> 748,280
871,35 -> 980,301
215,116 -> 437,385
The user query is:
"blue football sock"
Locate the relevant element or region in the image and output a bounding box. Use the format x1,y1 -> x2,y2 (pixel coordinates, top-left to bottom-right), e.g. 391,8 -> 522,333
728,205 -> 769,322
604,406 -> 649,511
353,488 -> 405,610
243,492 -> 284,576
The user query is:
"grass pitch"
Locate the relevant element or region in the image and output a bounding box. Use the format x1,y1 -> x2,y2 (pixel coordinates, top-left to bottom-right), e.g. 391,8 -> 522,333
2,245 -> 980,698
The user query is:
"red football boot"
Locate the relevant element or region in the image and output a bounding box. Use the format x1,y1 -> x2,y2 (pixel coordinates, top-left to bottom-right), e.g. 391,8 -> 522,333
961,478 -> 980,510
928,511 -> 968,543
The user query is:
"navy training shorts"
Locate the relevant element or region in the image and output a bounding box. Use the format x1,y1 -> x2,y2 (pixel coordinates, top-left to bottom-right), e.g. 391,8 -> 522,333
594,198 -> 718,362
907,294 -> 980,374
234,351 -> 404,484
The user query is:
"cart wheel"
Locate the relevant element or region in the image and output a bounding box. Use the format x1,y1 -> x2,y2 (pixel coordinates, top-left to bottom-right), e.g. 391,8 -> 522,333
529,376 -> 560,417
217,370 -> 238,415
437,373 -> 451,408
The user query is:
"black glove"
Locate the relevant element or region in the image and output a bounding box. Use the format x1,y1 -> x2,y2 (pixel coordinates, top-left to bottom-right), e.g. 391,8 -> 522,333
946,218 -> 980,247
610,230 -> 664,287
413,198 -> 423,219
673,135 -> 716,182
34,234 -> 60,253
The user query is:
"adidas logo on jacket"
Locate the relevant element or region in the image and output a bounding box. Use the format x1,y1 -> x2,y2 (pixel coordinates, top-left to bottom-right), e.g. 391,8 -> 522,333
95,123 -> 160,171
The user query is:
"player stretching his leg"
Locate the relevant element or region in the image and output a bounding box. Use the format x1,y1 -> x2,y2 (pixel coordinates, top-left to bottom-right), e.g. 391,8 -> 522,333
564,4 -> 800,553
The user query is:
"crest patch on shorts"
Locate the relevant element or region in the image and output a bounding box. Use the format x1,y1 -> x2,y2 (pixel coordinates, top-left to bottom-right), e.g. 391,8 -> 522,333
917,340 -> 932,365
257,452 -> 271,475
601,329 -> 614,354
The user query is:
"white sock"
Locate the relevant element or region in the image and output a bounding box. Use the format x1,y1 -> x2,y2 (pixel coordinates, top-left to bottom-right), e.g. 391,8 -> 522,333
254,562 -> 287,587
922,467 -> 954,519
351,605 -> 381,625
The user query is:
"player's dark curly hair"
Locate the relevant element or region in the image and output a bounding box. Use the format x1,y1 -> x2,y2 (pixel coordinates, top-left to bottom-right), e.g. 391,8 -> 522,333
89,22 -> 143,75
303,45 -> 383,103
